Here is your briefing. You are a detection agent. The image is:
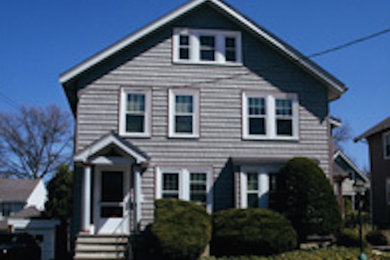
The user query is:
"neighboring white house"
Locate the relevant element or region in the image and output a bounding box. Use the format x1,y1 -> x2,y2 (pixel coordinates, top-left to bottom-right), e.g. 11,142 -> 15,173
0,179 -> 47,220
0,179 -> 59,260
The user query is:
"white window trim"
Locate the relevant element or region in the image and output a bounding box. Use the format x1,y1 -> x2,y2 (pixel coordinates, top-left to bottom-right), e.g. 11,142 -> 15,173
156,166 -> 213,213
240,167 -> 270,209
242,91 -> 299,140
168,88 -> 200,138
383,131 -> 390,160
119,87 -> 152,137
173,28 -> 242,65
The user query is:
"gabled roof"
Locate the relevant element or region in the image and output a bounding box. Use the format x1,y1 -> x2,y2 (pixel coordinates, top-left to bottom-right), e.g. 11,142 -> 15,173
74,131 -> 149,164
60,0 -> 346,101
333,150 -> 369,184
0,179 -> 41,203
354,116 -> 390,142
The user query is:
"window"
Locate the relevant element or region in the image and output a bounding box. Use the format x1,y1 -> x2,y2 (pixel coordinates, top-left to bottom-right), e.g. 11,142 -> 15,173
384,132 -> 390,159
169,88 -> 199,138
190,173 -> 207,206
248,97 -> 266,135
156,167 -> 213,212
173,28 -> 242,64
276,99 -> 293,136
246,172 -> 259,208
119,87 -> 151,137
240,167 -> 280,209
179,35 -> 190,60
225,37 -> 237,62
162,173 -> 179,199
242,92 -> 298,140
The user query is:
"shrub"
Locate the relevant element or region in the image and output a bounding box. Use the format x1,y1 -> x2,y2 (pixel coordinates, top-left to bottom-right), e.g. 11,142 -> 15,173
151,199 -> 211,260
202,247 -> 372,260
344,210 -> 370,228
366,230 -> 388,246
212,208 -> 297,256
269,157 -> 342,242
336,228 -> 368,248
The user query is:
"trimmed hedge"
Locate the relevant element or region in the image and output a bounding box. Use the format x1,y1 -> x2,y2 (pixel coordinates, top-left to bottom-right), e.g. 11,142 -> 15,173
366,230 -> 388,246
151,199 -> 211,260
203,247 -> 372,260
212,208 -> 297,256
270,157 -> 342,242
336,228 -> 368,248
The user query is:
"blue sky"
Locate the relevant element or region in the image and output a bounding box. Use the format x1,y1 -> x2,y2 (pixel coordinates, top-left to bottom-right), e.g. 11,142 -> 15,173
1,0 -> 389,170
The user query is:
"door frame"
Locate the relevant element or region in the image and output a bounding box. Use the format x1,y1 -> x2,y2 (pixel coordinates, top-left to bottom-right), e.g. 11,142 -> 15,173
93,165 -> 131,235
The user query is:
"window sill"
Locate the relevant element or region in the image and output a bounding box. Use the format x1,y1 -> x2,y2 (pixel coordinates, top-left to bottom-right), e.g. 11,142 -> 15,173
168,133 -> 199,139
173,60 -> 243,67
119,132 -> 151,138
242,135 -> 299,141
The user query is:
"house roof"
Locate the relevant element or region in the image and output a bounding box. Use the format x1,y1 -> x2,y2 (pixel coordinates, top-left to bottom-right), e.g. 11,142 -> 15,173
60,0 -> 347,102
0,179 -> 41,203
74,131 -> 149,164
9,206 -> 42,219
333,150 -> 369,184
354,116 -> 390,142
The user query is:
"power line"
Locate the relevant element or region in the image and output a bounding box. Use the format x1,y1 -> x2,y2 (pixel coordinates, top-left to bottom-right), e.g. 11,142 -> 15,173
0,91 -> 19,110
308,27 -> 390,58
186,26 -> 390,87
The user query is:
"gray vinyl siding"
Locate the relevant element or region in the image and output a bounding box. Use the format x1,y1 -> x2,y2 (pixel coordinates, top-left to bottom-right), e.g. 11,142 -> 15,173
74,3 -> 331,227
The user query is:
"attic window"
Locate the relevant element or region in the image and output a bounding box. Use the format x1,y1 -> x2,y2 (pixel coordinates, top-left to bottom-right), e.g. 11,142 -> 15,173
173,28 -> 242,65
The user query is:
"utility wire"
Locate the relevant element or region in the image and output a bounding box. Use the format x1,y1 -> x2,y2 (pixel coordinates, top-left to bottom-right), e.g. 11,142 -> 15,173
309,27 -> 390,58
0,90 -> 19,110
186,26 -> 390,87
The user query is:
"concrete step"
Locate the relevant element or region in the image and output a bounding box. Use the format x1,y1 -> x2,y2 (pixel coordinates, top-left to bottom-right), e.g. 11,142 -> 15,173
76,236 -> 129,244
74,251 -> 126,260
76,243 -> 127,252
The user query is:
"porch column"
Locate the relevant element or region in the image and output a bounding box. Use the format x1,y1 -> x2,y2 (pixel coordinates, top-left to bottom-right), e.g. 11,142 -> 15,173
133,165 -> 142,232
81,165 -> 91,233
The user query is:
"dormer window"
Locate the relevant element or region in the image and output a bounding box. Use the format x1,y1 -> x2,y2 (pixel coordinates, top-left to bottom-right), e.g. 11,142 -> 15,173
173,28 -> 242,65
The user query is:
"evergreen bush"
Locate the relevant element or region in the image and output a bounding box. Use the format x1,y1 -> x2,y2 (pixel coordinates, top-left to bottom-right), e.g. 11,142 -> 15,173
366,230 -> 388,246
151,199 -> 211,260
212,208 -> 297,256
269,157 -> 342,242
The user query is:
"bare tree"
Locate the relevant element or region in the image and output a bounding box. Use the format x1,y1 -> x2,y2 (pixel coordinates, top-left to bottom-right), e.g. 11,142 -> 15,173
0,105 -> 73,179
333,121 -> 352,152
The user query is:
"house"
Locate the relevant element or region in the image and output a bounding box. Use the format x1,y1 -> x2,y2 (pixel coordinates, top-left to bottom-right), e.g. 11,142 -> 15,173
355,116 -> 390,227
60,0 -> 347,258
0,179 -> 46,220
0,179 -> 59,260
333,150 -> 370,217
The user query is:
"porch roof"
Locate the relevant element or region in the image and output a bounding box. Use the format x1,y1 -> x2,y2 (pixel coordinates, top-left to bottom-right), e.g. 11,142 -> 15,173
74,131 -> 149,165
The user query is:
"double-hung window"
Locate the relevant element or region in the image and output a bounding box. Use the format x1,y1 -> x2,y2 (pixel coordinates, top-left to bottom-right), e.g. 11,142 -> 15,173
242,91 -> 298,140
169,88 -> 199,138
276,99 -> 293,136
119,87 -> 151,137
162,173 -> 179,199
173,28 -> 242,64
200,35 -> 216,61
384,132 -> 390,159
156,167 -> 213,212
240,166 -> 280,209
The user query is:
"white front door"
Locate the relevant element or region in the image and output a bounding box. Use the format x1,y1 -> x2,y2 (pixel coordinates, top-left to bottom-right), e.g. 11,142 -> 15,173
94,166 -> 130,234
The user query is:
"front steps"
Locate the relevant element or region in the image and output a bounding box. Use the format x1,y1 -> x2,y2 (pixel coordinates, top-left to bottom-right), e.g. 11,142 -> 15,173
74,234 -> 130,260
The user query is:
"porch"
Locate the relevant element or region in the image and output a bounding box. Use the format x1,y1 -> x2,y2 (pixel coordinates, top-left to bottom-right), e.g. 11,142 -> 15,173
74,132 -> 149,236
